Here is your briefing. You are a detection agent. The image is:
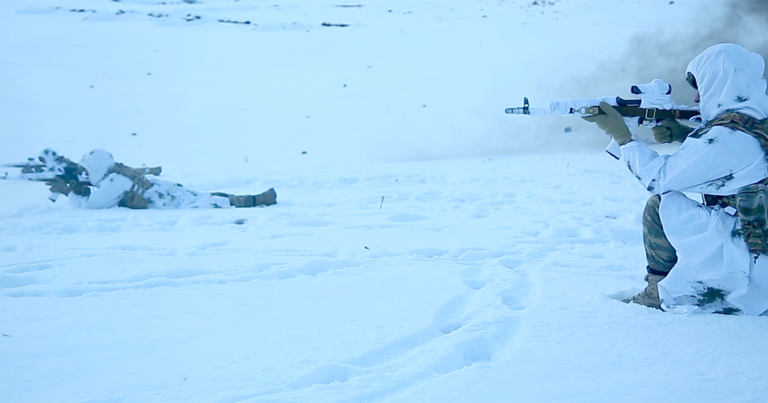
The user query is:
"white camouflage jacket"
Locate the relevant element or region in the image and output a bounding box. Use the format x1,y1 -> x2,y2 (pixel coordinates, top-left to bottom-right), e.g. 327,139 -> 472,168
621,43 -> 768,196
70,149 -> 229,209
619,43 -> 768,314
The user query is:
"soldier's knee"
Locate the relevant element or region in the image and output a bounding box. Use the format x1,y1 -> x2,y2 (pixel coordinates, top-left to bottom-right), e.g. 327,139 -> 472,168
645,194 -> 661,213
643,195 -> 662,228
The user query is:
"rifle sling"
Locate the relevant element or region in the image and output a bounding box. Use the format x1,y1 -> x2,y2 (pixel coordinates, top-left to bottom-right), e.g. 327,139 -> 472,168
612,106 -> 700,121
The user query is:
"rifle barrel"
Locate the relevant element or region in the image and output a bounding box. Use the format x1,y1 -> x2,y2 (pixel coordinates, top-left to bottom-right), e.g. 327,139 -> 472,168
1,163 -> 45,168
505,107 -> 529,115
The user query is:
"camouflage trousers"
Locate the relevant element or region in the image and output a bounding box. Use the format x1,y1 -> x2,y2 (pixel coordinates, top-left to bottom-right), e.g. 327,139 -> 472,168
643,195 -> 678,275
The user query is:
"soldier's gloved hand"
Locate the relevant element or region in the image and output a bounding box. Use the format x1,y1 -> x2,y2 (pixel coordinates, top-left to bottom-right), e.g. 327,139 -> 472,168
651,119 -> 693,144
45,177 -> 71,195
582,101 -> 632,145
70,181 -> 91,197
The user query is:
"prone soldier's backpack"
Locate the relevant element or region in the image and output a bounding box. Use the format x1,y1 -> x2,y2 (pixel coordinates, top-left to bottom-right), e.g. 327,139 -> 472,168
107,163 -> 160,209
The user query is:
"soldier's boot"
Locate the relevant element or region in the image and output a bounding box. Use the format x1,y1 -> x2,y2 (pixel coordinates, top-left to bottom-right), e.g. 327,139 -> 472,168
737,183 -> 768,254
220,188 -> 277,208
623,274 -> 665,310
253,187 -> 277,206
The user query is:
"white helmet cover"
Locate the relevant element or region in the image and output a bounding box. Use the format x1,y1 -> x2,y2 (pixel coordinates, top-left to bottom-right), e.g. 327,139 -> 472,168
686,43 -> 768,122
80,149 -> 116,186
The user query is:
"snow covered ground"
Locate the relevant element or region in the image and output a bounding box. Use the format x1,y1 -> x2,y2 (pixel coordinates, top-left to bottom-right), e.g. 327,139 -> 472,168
2,1 -> 768,402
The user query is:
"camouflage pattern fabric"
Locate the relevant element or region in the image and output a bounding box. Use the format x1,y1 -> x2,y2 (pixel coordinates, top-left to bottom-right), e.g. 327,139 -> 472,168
70,181 -> 91,197
690,112 -> 768,161
108,163 -> 153,191
118,190 -> 150,209
210,192 -> 257,208
211,188 -> 277,208
45,176 -> 71,195
735,183 -> 768,255
643,195 -> 678,274
108,163 -> 153,209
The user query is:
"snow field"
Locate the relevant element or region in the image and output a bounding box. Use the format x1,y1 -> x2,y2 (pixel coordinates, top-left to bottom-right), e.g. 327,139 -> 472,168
8,152 -> 768,402
3,0 -> 768,402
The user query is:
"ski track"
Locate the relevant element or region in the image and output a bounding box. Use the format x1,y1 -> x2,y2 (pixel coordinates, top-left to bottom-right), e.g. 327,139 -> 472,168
221,255 -> 535,403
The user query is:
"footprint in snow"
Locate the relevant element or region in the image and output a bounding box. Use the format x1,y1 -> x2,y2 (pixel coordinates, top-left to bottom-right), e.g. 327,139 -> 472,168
386,213 -> 426,222
287,219 -> 334,227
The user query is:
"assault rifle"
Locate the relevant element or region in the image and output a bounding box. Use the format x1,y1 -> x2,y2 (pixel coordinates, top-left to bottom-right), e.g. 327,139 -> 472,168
2,150 -> 162,201
1,151 -> 90,201
504,79 -> 699,123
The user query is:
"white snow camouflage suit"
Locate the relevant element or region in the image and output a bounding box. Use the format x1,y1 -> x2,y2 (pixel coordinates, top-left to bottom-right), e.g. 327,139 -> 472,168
621,43 -> 768,314
72,149 -> 274,209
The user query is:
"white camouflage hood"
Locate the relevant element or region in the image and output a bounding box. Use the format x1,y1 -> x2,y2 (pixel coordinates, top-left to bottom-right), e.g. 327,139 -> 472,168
80,149 -> 116,186
686,43 -> 768,123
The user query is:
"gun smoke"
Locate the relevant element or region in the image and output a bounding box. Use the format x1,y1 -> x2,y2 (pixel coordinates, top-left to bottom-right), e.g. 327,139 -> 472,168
582,1 -> 768,106
518,1 -> 768,150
